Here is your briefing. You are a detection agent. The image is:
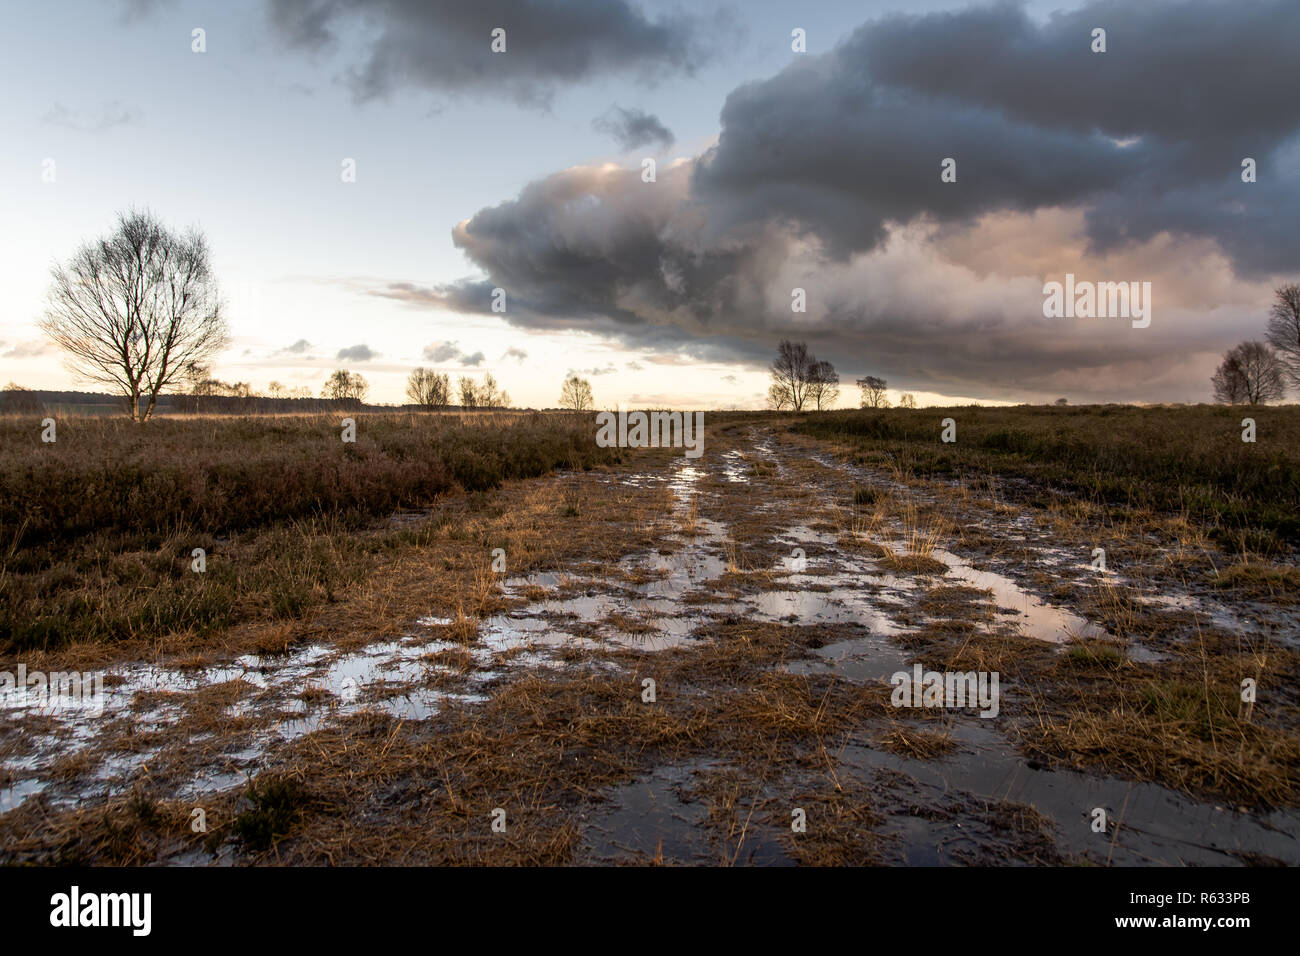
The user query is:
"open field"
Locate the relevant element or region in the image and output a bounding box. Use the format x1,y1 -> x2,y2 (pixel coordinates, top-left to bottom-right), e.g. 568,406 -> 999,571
1,406 -> 1298,865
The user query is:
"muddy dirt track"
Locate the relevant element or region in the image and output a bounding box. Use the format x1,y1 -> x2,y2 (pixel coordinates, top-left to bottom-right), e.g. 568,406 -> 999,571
2,420 -> 1297,865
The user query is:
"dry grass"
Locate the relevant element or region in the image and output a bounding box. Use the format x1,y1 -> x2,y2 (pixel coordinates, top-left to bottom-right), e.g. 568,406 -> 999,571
879,723 -> 957,759
795,403 -> 1300,551
0,411 -> 624,656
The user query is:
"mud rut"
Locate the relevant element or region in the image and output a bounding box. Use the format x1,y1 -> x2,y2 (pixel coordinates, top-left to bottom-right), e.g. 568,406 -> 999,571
2,422 -> 1297,865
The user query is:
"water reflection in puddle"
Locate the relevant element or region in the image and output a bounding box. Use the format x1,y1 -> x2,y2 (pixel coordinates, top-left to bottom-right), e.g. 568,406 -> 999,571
934,549 -> 1109,644
845,722 -> 1300,865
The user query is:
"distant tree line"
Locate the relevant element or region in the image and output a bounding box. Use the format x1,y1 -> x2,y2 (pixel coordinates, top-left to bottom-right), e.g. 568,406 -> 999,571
764,340 -> 924,411
406,368 -> 510,409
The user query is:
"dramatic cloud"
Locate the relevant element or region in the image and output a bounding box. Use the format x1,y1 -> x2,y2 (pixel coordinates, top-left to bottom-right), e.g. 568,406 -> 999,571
593,106 -> 674,151
839,0 -> 1300,274
459,351 -> 486,366
41,101 -> 140,132
266,0 -> 711,107
337,343 -> 378,361
405,0 -> 1300,402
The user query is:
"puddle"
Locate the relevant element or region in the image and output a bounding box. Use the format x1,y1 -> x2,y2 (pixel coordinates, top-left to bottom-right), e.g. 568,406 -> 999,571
843,722 -> 1300,865
786,634 -> 910,684
934,549 -> 1110,644
773,504 -> 1114,647
581,763 -> 713,864
720,450 -> 752,483
581,760 -> 792,866
0,774 -> 46,814
798,434 -> 1286,655
0,636 -> 496,812
0,458 -> 733,813
1139,592 -> 1244,635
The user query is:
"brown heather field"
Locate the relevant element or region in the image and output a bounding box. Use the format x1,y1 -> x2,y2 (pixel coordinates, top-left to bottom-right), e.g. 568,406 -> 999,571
0,411 -> 623,654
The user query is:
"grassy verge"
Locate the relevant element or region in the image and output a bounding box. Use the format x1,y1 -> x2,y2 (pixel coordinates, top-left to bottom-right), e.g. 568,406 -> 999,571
791,404 -> 1300,553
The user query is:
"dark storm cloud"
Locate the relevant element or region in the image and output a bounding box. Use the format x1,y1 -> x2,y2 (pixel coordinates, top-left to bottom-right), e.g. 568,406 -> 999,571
858,1 -> 1300,154
400,0 -> 1300,401
841,0 -> 1300,273
692,67 -> 1137,262
593,106 -> 674,151
265,0 -> 709,106
690,0 -> 1300,272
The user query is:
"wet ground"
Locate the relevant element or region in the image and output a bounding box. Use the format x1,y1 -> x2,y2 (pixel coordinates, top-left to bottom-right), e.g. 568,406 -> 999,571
2,422 -> 1296,865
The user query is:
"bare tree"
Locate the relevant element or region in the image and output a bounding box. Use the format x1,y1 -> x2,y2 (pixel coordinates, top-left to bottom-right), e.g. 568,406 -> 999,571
406,367 -> 450,408
770,340 -> 816,411
899,393 -> 918,408
477,372 -> 503,408
267,381 -> 286,398
1266,283 -> 1300,391
1212,355 -> 1248,404
458,375 -> 478,408
1212,341 -> 1286,404
806,360 -> 840,410
183,362 -> 212,393
560,374 -> 593,412
767,382 -> 793,410
857,375 -> 889,408
40,209 -> 229,422
323,369 -> 368,402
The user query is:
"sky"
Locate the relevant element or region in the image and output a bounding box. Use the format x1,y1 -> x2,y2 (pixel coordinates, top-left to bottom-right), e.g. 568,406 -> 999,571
1,0 -> 1296,408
